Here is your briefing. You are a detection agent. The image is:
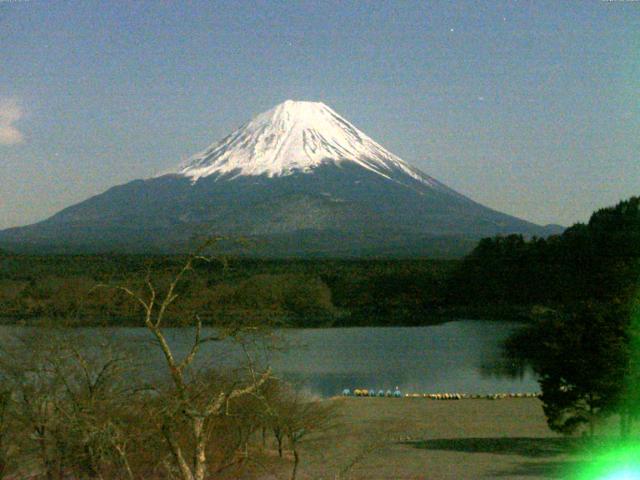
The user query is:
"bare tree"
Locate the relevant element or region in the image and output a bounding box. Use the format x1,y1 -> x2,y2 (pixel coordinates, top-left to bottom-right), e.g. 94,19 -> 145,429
98,243 -> 271,480
0,326 -> 138,480
259,384 -> 336,480
333,438 -> 389,480
285,398 -> 335,480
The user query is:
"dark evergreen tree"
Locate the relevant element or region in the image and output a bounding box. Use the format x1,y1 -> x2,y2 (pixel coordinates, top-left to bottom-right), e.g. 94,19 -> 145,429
506,304 -> 628,435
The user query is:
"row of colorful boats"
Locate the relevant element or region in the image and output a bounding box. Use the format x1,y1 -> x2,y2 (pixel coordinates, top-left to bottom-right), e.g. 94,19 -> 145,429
342,388 -> 402,397
341,389 -> 541,400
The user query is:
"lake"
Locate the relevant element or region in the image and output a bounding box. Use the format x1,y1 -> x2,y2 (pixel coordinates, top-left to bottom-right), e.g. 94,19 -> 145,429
0,320 -> 538,398
264,321 -> 539,397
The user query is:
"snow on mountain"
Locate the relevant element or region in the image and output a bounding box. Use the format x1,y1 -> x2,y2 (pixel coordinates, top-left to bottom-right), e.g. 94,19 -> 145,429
0,99 -> 559,256
174,100 -> 442,189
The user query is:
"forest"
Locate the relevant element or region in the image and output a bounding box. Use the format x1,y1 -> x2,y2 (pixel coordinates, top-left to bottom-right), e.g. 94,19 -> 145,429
0,196 -> 638,328
0,254 -> 457,326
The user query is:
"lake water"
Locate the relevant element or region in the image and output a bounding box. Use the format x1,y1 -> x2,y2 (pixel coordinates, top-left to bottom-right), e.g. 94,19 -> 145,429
0,320 -> 538,398
264,321 -> 539,397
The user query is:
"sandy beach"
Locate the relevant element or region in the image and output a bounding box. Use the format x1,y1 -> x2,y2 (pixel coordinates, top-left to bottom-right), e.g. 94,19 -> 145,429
283,397 -> 581,480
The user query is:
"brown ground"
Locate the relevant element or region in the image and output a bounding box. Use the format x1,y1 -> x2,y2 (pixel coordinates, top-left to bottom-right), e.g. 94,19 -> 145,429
269,397 -> 583,480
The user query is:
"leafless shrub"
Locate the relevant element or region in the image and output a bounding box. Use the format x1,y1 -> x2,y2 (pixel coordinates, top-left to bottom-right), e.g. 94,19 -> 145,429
0,326 -> 139,479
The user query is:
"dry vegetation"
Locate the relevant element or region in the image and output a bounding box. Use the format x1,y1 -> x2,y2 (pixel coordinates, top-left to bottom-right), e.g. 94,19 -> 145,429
0,325 -> 342,480
0,247 -> 339,480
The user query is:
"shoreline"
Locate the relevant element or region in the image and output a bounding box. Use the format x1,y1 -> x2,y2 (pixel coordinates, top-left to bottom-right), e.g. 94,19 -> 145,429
0,312 -> 531,328
290,397 -> 584,479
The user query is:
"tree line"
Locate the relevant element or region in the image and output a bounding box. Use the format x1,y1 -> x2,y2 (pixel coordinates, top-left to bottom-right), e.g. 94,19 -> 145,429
3,196 -> 639,330
0,255 -> 454,327
447,197 -> 640,308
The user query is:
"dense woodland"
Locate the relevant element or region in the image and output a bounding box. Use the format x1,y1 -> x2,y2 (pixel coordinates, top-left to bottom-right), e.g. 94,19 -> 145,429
0,254 -> 456,326
447,196 -> 640,308
1,197 -> 639,328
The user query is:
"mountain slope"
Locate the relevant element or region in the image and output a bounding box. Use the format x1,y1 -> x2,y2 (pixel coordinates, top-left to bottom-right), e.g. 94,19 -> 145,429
0,100 -> 560,256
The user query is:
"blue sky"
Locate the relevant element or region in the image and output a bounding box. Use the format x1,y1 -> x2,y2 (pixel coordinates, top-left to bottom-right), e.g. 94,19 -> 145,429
1,0 -> 638,229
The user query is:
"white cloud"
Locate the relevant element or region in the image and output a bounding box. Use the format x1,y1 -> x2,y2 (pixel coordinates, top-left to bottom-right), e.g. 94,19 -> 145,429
0,98 -> 25,145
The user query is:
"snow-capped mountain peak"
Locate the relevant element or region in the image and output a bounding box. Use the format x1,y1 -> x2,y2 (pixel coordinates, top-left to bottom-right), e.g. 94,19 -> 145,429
174,100 -> 434,185
1,99 -> 556,254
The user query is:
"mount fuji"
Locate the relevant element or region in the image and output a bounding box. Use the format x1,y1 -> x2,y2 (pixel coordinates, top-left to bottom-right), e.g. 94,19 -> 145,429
0,100 -> 560,256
